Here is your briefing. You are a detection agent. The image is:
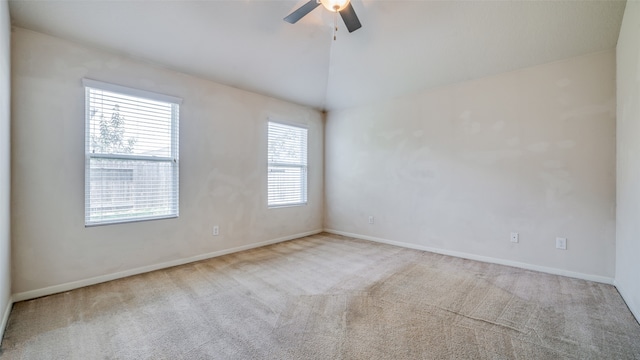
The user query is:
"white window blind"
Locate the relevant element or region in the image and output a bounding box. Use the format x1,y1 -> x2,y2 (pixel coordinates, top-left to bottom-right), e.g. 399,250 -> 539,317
84,79 -> 180,226
268,121 -> 308,207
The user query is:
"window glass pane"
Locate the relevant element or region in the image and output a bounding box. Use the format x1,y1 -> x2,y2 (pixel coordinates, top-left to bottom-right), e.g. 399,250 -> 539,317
268,166 -> 307,206
88,88 -> 173,157
268,123 -> 308,166
88,158 -> 177,224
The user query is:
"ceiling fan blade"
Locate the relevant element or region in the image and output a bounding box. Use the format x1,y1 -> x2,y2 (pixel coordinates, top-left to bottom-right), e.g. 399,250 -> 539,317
339,3 -> 362,33
284,0 -> 321,24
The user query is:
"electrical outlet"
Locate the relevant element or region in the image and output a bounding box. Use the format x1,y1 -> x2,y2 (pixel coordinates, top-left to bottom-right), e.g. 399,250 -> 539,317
213,225 -> 219,236
368,216 -> 374,224
556,237 -> 567,250
510,232 -> 519,243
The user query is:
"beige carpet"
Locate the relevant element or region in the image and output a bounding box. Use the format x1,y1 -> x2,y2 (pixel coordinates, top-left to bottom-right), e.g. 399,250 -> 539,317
1,232 -> 639,359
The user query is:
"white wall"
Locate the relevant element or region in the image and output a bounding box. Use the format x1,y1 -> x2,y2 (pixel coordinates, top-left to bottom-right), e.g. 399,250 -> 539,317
616,1 -> 640,321
325,51 -> 616,281
0,0 -> 12,337
11,28 -> 323,297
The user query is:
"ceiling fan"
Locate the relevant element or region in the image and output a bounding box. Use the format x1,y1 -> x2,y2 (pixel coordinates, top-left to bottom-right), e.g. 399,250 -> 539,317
284,0 -> 362,37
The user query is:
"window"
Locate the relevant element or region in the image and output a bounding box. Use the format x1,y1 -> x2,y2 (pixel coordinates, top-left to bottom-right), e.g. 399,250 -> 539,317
84,79 -> 180,226
267,121 -> 308,207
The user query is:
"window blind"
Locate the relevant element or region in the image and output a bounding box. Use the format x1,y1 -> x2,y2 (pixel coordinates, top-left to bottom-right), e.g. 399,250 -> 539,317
267,121 -> 308,207
84,79 -> 180,226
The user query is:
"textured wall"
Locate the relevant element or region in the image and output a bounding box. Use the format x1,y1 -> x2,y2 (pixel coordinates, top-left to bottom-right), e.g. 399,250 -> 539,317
0,0 -> 12,334
616,1 -> 640,321
11,28 -> 323,295
325,51 -> 616,280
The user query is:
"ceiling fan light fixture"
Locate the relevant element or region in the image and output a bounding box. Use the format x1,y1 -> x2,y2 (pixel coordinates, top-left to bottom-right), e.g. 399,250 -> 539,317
319,0 -> 350,12
284,0 -> 361,34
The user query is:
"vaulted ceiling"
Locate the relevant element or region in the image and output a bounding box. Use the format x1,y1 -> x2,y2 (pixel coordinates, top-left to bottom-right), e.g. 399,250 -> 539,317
8,0 -> 626,111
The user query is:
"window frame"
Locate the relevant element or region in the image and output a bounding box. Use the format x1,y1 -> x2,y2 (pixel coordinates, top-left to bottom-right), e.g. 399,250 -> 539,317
267,120 -> 308,208
83,79 -> 181,226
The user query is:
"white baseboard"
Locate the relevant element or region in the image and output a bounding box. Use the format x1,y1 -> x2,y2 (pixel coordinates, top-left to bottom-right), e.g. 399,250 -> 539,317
614,280 -> 640,323
12,229 -> 323,302
324,229 -> 615,285
0,295 -> 13,344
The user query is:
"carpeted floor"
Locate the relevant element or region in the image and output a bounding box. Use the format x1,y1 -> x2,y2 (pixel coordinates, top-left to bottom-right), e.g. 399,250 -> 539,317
1,232 -> 639,359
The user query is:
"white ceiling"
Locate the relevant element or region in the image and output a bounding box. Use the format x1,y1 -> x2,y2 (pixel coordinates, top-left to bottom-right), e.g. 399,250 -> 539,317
8,0 -> 626,111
